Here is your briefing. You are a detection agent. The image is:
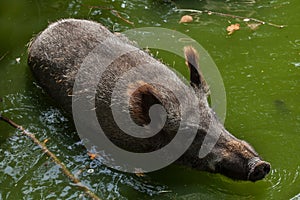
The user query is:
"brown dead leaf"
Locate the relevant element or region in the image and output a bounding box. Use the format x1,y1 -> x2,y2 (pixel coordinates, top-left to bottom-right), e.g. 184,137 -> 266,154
179,15 -> 193,23
87,152 -> 97,160
247,23 -> 261,30
226,23 -> 240,35
134,168 -> 145,177
43,138 -> 49,144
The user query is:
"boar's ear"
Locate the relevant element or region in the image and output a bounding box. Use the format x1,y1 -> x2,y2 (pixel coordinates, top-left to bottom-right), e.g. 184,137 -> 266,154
129,83 -> 162,126
184,46 -> 209,95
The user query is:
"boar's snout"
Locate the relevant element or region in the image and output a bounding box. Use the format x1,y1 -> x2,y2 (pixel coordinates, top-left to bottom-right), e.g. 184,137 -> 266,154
248,158 -> 271,182
209,135 -> 271,181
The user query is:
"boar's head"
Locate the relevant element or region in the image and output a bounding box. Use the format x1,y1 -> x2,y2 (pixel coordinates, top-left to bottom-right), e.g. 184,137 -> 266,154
175,46 -> 270,181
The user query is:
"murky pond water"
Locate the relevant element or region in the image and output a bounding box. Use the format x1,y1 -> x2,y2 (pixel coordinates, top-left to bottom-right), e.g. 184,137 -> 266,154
0,0 -> 299,199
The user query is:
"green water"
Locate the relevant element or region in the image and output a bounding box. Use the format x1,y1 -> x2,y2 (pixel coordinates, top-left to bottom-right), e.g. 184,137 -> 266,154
0,0 -> 299,199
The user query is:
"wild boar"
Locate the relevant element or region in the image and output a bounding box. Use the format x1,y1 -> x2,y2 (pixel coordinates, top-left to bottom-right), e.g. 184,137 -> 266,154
28,19 -> 270,181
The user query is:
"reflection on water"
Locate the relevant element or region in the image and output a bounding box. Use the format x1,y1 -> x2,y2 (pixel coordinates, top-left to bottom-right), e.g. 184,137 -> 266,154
202,0 -> 257,13
0,93 -> 168,199
0,0 -> 300,199
268,167 -> 300,199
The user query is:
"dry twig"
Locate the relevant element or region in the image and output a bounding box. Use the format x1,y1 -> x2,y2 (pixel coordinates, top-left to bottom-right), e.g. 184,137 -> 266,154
111,10 -> 134,25
176,9 -> 285,28
83,4 -> 134,26
0,51 -> 9,62
0,113 -> 102,200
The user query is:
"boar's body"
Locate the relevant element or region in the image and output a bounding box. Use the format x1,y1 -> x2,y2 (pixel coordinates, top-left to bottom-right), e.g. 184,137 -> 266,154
28,19 -> 270,181
28,19 -> 133,113
28,19 -> 188,152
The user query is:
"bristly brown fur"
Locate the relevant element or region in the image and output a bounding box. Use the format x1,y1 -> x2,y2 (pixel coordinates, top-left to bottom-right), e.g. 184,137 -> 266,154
128,81 -> 161,125
184,46 -> 209,94
27,19 -> 270,181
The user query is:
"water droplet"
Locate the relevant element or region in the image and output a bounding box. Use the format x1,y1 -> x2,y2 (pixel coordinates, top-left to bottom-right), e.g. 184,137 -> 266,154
87,169 -> 94,173
291,62 -> 300,67
16,57 -> 21,64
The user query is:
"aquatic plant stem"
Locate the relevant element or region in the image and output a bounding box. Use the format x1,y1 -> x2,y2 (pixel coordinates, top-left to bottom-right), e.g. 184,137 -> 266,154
0,113 -> 102,200
111,10 -> 134,25
0,51 -> 9,61
176,9 -> 285,28
83,4 -> 134,26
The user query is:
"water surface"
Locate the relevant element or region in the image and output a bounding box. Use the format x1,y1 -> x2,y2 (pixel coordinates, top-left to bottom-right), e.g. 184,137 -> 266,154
0,0 -> 299,199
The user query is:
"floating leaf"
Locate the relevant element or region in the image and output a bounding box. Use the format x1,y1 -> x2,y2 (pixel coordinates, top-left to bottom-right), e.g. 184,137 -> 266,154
43,138 -> 49,144
87,152 -> 97,160
247,23 -> 261,30
226,23 -> 240,35
179,15 -> 193,23
135,168 -> 145,177
16,57 -> 21,64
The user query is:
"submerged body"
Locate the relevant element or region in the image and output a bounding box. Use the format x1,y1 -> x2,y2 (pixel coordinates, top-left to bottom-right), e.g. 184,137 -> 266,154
28,19 -> 270,181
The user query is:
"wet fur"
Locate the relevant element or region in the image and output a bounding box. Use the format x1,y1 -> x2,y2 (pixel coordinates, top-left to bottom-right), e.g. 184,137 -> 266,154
28,19 -> 270,181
